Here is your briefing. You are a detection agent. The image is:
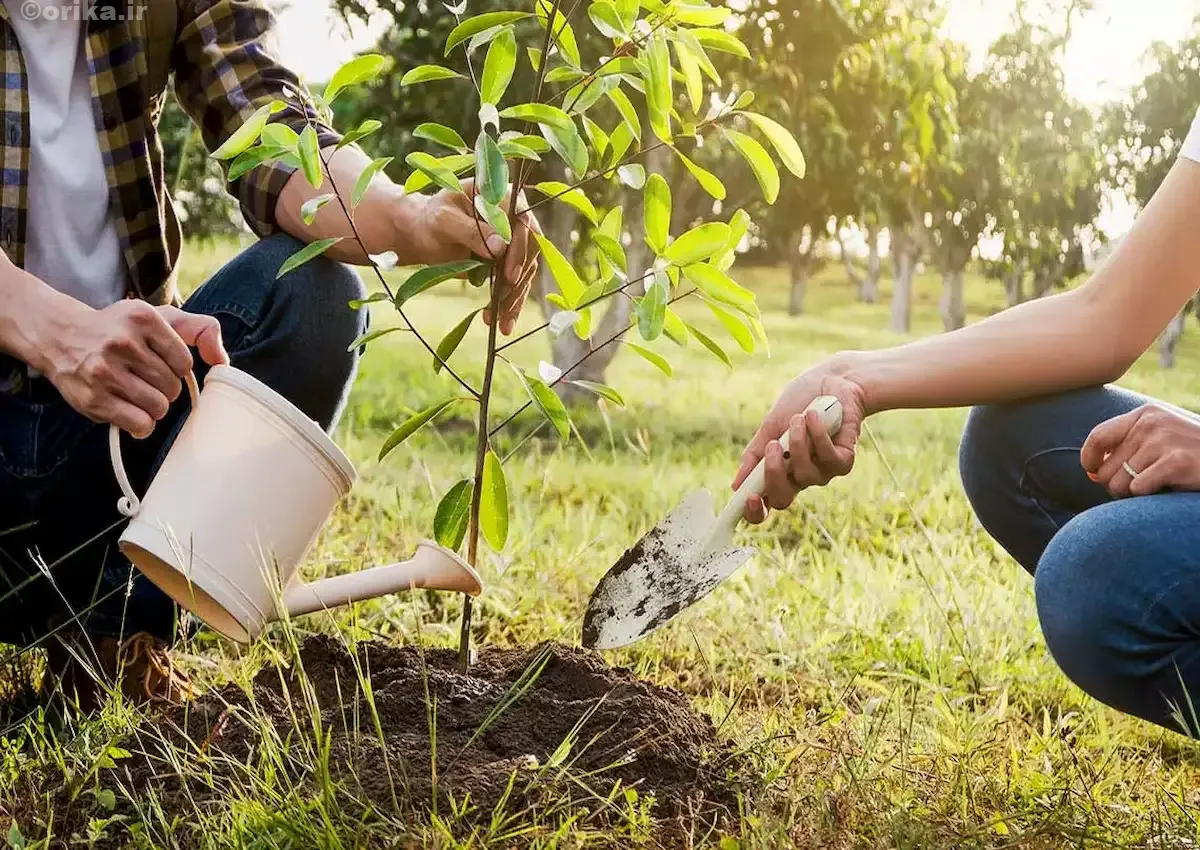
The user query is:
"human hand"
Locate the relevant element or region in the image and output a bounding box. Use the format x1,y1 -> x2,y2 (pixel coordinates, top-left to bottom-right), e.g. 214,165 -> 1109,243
732,360 -> 868,524
396,178 -> 541,335
1081,403 -> 1200,497
38,300 -> 228,438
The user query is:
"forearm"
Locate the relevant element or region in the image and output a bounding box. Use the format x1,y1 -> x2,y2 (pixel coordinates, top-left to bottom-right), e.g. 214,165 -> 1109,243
276,145 -> 413,265
0,256 -> 88,373
841,157 -> 1200,415
839,287 -> 1126,414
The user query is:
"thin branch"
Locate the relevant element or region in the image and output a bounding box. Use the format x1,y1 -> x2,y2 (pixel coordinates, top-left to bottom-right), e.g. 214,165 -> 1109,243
489,287 -> 697,439
555,15 -> 669,112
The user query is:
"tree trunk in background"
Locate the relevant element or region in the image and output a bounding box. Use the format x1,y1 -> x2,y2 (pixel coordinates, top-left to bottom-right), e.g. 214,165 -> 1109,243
837,232 -> 862,293
789,256 -> 809,315
1161,308 -> 1187,369
940,266 -> 966,331
1003,261 -> 1026,307
890,228 -> 917,333
861,225 -> 881,303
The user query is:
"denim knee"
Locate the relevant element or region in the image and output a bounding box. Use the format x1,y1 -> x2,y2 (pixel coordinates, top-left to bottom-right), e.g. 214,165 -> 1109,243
958,404 -> 1014,514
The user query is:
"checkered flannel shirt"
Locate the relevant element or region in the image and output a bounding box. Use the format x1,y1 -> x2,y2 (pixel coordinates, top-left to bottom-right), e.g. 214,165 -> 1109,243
0,0 -> 340,306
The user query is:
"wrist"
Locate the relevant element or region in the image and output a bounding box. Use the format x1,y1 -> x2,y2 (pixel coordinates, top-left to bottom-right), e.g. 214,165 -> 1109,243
827,350 -> 884,416
387,190 -> 428,262
0,268 -> 86,374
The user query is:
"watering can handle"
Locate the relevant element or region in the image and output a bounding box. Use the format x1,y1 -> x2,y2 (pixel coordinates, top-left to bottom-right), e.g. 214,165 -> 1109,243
717,395 -> 843,530
109,372 -> 202,518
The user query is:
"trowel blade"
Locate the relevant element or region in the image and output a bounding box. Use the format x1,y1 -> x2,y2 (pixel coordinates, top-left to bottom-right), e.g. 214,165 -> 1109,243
581,489 -> 757,650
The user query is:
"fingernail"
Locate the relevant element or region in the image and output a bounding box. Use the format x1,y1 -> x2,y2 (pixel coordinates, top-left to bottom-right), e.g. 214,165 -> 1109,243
1087,472 -> 1098,482
487,235 -> 505,254
501,318 -> 513,335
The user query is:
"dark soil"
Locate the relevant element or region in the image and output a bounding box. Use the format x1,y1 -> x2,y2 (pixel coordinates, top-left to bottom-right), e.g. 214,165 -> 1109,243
55,635 -> 748,846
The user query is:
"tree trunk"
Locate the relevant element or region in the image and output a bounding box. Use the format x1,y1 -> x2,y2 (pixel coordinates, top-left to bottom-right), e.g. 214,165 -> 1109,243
890,228 -> 916,333
789,253 -> 810,315
1004,261 -> 1026,308
940,266 -> 966,331
862,225 -> 881,304
837,232 -> 862,293
1161,309 -> 1186,369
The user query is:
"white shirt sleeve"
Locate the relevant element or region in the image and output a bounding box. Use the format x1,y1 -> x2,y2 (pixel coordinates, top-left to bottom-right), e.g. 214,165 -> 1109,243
1183,108 -> 1200,163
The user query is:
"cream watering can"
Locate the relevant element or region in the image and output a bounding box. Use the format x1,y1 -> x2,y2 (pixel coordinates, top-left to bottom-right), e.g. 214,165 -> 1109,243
108,364 -> 482,643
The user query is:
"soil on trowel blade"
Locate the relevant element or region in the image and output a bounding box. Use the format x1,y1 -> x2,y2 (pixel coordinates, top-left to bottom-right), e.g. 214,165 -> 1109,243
120,636 -> 747,845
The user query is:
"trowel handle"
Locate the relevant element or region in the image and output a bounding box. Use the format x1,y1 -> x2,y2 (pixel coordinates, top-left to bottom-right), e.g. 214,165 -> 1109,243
716,395 -> 843,530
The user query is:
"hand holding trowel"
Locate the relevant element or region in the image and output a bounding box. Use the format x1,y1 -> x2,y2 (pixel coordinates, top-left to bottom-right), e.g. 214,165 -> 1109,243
582,396 -> 843,650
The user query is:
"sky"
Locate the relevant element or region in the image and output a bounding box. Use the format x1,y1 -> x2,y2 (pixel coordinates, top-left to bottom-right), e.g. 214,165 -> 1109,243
271,0 -> 1199,236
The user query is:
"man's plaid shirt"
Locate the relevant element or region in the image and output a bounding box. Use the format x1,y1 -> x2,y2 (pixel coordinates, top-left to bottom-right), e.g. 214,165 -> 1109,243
0,0 -> 340,306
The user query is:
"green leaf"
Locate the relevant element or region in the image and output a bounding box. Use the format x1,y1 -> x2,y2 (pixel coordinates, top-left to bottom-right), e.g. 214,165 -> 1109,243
446,12 -> 531,55
527,46 -> 542,71
323,54 -> 387,104
337,119 -> 383,151
481,26 -> 518,103
592,233 -> 626,274
709,301 -> 755,353
515,367 -> 571,440
480,450 -> 509,551
500,103 -> 574,130
670,2 -> 729,26
742,112 -> 806,178
406,151 -> 462,193
675,28 -> 720,83
625,341 -> 672,376
689,27 -> 749,58
683,262 -> 758,315
644,174 -> 671,255
672,37 -> 703,113
500,132 -> 552,152
300,193 -> 336,225
582,116 -> 610,159
353,156 -> 393,207
588,1 -> 626,38
415,122 -> 469,152
401,64 -> 466,86
539,121 -> 588,177
606,88 -> 641,140
403,153 -> 474,193
663,307 -> 689,345
536,0 -> 581,67
617,163 -> 645,188
605,121 -> 635,171
297,125 -> 323,189
395,260 -> 485,306
475,132 -> 509,205
676,149 -> 725,199
347,326 -> 407,351
664,222 -> 730,265
645,35 -> 673,143
565,75 -> 615,115
733,90 -> 754,110
575,305 -> 594,339
348,291 -> 390,310
599,205 -> 622,240
545,66 -> 585,84
533,232 -> 585,305
7,822 -> 24,850
379,398 -> 461,460
713,208 -> 750,271
261,123 -> 299,148
572,379 -> 625,406
211,101 -> 283,160
498,139 -> 542,161
686,322 -> 732,367
227,145 -> 287,182
434,479 -> 473,551
474,194 -> 512,242
434,309 -> 481,374
724,129 -> 778,204
276,237 -> 343,279
636,280 -> 667,341
531,181 -> 598,224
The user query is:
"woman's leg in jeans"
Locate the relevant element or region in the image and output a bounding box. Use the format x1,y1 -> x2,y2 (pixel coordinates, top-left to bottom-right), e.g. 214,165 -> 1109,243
959,387 -> 1200,733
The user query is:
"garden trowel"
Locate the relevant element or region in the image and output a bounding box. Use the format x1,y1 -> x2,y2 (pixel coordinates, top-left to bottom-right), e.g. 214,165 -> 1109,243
581,396 -> 843,650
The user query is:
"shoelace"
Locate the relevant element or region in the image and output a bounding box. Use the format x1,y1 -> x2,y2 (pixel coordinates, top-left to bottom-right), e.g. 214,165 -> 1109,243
117,632 -> 197,704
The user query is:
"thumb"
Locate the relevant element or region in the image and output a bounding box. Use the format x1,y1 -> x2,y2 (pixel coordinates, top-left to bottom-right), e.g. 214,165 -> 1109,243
1080,408 -> 1140,473
163,308 -> 229,367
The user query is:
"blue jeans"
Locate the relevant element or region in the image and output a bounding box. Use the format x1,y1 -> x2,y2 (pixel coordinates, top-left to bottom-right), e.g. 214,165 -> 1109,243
0,234 -> 366,648
960,387 -> 1200,735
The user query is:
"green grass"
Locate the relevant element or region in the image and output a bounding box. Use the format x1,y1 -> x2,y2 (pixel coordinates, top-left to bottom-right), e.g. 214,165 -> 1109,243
4,239 -> 1200,847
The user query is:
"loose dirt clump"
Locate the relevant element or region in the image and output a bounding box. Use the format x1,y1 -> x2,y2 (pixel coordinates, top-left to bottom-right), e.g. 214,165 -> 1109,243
112,635 -> 749,845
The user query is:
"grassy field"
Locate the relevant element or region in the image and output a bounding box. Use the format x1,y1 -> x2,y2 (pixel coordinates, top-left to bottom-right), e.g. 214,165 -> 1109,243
5,237 -> 1200,848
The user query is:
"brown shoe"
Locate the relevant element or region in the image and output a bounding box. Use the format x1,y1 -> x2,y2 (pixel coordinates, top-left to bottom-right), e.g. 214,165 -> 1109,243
47,632 -> 195,713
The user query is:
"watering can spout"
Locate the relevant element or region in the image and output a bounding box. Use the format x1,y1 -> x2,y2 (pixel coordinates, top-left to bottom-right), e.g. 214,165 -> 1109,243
281,541 -> 483,619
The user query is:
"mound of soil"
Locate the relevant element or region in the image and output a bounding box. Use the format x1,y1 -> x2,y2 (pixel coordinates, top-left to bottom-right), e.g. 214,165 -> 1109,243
122,636 -> 748,844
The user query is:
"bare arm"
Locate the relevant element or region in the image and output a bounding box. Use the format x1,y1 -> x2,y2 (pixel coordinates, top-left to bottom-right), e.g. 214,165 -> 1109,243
848,157 -> 1200,413
735,156 -> 1200,522
274,145 -> 541,335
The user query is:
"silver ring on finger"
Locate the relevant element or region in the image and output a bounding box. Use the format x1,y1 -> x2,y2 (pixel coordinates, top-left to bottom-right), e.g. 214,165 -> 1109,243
1122,460 -> 1140,478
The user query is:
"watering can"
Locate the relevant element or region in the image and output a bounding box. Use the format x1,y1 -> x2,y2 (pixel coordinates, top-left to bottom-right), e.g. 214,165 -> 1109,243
108,365 -> 481,643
